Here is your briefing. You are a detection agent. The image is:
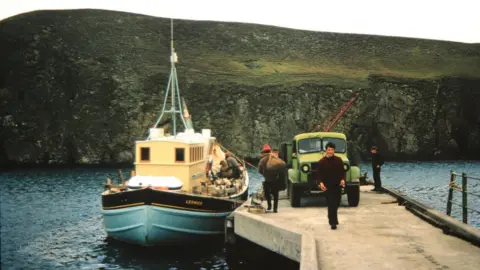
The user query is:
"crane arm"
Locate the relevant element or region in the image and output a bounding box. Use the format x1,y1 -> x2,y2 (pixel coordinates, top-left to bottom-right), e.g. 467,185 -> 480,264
309,92 -> 360,132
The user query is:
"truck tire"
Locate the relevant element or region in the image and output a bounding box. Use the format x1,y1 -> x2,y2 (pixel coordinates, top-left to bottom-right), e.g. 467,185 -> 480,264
290,183 -> 301,207
346,185 -> 360,207
287,181 -> 291,198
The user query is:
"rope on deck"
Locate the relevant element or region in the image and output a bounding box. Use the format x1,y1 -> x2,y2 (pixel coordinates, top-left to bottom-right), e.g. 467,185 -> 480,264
217,143 -> 259,170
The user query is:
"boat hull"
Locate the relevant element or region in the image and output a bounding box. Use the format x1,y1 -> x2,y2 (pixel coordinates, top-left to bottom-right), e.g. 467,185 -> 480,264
101,186 -> 248,246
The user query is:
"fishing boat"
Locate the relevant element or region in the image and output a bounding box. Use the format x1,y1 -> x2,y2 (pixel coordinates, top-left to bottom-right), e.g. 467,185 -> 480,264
100,19 -> 249,246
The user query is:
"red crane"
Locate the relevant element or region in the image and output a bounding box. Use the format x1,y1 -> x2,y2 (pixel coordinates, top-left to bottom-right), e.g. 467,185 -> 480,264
309,92 -> 360,132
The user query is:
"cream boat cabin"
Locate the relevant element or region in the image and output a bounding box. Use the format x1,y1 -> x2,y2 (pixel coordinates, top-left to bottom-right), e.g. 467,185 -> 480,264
105,128 -> 248,198
132,128 -> 213,193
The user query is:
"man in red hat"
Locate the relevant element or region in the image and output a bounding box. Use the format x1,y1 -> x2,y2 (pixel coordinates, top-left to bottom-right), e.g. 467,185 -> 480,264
261,144 -> 271,154
257,144 -> 286,213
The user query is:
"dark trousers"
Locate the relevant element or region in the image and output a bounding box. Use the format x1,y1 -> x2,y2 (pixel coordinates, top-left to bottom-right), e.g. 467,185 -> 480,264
325,187 -> 342,225
373,168 -> 382,190
263,182 -> 279,210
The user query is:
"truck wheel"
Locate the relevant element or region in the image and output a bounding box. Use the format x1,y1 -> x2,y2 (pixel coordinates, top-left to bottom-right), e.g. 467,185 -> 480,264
290,183 -> 301,207
346,185 -> 360,207
287,181 -> 291,198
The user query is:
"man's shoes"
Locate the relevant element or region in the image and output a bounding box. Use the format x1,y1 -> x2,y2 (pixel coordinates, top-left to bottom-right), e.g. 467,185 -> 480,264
267,206 -> 272,211
331,225 -> 337,230
273,209 -> 278,213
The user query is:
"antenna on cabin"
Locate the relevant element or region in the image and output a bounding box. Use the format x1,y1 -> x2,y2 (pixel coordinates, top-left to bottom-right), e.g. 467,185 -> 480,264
150,18 -> 187,137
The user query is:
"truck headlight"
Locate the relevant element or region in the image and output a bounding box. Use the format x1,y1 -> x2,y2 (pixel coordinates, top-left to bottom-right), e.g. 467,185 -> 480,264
301,164 -> 310,173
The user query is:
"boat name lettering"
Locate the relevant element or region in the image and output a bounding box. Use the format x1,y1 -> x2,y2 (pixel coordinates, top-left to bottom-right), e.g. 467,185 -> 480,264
191,172 -> 204,179
185,200 -> 203,206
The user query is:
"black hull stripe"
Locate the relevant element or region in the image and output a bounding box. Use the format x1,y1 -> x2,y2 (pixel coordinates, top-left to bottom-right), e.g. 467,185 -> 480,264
102,188 -> 247,212
102,202 -> 228,213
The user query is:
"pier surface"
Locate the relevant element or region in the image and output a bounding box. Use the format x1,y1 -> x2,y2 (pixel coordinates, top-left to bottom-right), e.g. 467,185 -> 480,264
231,186 -> 480,269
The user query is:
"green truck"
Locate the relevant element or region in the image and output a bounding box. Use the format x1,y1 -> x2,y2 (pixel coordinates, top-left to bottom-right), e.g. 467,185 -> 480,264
279,132 -> 360,207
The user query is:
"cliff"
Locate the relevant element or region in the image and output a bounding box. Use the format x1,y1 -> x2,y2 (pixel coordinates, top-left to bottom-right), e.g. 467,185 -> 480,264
1,9 -> 479,167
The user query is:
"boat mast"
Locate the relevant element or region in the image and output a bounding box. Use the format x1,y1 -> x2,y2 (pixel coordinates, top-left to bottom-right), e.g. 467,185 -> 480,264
150,18 -> 188,137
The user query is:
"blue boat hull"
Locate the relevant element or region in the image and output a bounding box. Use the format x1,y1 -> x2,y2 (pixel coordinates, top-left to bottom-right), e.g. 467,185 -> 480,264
101,187 -> 248,246
102,205 -> 231,246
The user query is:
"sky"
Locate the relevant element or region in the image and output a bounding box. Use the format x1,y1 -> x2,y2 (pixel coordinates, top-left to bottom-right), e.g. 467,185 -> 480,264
1,0 -> 479,43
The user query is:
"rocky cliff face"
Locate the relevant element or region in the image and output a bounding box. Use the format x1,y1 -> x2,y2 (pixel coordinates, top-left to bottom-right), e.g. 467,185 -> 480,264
182,77 -> 480,162
1,9 -> 479,167
343,76 -> 480,161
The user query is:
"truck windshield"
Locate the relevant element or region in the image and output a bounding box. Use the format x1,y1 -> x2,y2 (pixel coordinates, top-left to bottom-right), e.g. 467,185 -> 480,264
298,138 -> 322,154
322,138 -> 346,153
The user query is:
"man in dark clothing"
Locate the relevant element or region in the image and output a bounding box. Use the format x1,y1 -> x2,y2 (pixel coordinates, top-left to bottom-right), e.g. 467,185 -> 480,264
317,142 -> 345,230
371,146 -> 384,192
258,144 -> 286,213
225,151 -> 241,179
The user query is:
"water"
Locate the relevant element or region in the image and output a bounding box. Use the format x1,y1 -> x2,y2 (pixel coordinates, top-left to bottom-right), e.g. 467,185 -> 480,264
1,161 -> 479,269
0,167 -> 296,270
359,160 -> 480,228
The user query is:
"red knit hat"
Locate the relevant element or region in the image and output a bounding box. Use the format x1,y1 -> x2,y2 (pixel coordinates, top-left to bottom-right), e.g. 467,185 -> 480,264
261,144 -> 272,153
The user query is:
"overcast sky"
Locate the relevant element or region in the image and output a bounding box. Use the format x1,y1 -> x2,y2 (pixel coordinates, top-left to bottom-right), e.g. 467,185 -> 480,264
1,0 -> 479,43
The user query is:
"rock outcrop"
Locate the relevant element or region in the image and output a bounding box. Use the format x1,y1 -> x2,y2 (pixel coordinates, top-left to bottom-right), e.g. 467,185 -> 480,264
1,9 -> 479,167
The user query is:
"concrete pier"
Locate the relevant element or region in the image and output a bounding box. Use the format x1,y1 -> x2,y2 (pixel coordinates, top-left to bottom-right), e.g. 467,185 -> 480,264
227,186 -> 480,269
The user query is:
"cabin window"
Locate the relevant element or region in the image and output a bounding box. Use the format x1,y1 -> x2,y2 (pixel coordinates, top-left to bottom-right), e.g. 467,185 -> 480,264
140,147 -> 150,161
175,148 -> 185,162
188,146 -> 204,162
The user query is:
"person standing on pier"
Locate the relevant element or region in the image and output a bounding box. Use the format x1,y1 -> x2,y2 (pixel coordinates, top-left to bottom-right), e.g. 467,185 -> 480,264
317,142 -> 345,230
371,146 -> 384,192
258,144 -> 286,213
270,149 -> 287,193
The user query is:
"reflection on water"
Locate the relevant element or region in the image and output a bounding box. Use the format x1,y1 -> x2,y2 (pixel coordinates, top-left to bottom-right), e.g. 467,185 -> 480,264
1,161 -> 479,269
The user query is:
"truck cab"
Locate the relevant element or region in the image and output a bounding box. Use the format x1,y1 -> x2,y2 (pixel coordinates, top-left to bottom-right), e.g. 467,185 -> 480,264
279,132 -> 360,207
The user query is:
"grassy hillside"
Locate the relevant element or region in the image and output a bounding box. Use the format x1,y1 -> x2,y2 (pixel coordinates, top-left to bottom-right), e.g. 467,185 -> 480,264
2,9 -> 479,88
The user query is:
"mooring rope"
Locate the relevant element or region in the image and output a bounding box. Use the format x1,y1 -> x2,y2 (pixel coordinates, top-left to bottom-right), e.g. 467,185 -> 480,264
217,143 -> 258,170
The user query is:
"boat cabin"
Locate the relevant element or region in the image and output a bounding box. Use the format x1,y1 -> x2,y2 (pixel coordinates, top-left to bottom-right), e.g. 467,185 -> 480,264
132,128 -> 213,192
